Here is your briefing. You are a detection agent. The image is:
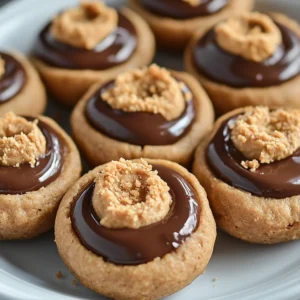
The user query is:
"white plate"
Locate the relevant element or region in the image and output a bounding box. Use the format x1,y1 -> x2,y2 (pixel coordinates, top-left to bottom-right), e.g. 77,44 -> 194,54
0,0 -> 300,299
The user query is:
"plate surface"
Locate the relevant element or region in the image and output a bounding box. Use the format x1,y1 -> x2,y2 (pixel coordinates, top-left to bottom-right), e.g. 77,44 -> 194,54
0,0 -> 300,299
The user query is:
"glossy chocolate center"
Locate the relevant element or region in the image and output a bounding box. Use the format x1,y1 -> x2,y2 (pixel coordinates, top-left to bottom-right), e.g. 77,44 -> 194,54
141,0 -> 228,19
34,13 -> 137,70
71,164 -> 200,265
193,21 -> 300,87
0,52 -> 26,103
86,80 -> 195,146
0,117 -> 66,195
206,115 -> 300,198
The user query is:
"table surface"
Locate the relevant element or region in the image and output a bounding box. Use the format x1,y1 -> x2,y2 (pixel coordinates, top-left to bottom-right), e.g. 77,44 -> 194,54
0,0 -> 10,7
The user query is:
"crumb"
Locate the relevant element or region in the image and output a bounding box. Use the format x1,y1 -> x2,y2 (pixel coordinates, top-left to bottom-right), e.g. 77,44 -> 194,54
56,271 -> 63,279
92,158 -> 172,229
0,112 -> 46,167
72,279 -> 79,286
102,64 -> 186,121
215,12 -> 281,62
230,106 -> 300,169
212,277 -> 219,288
50,1 -> 117,49
241,159 -> 260,172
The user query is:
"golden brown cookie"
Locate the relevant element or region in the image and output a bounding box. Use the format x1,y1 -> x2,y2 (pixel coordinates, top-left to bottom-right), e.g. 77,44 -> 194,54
193,106 -> 300,244
185,12 -> 300,115
0,51 -> 46,116
0,112 -> 81,240
32,1 -> 155,106
71,64 -> 214,167
55,158 -> 216,300
129,0 -> 253,51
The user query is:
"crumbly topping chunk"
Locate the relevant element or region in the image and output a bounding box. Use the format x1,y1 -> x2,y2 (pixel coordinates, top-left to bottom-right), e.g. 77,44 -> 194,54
241,159 -> 260,172
0,112 -> 46,167
92,158 -> 172,229
50,1 -> 118,50
183,0 -> 202,6
101,64 -> 188,121
215,12 -> 282,62
230,106 -> 300,172
0,56 -> 5,79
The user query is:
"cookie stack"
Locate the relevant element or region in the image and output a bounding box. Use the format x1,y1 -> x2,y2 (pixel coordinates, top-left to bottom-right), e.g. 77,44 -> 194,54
1,0 -> 300,299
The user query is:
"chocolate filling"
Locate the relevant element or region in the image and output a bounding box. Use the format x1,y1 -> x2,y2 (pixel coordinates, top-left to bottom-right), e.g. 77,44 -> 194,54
33,13 -> 137,70
193,21 -> 300,87
0,52 -> 26,103
0,117 -> 66,195
206,115 -> 300,198
71,164 -> 200,265
141,0 -> 228,19
85,80 -> 195,146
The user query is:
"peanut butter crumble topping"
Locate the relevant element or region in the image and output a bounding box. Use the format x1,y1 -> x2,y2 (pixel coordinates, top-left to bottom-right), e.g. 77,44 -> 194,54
0,112 -> 46,168
230,106 -> 300,172
183,0 -> 202,6
215,12 -> 282,62
50,1 -> 118,50
102,64 -> 187,121
92,158 -> 172,229
0,56 -> 5,79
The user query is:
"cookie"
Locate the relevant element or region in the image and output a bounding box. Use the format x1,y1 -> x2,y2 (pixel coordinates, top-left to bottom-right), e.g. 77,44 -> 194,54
0,51 -> 46,116
0,112 -> 81,240
55,158 -> 216,300
71,64 -> 214,167
193,106 -> 300,244
185,12 -> 300,114
129,0 -> 253,51
32,1 -> 155,106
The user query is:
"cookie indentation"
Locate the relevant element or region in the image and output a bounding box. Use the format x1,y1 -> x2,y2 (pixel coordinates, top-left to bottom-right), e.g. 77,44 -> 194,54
0,112 -> 46,168
215,12 -> 282,62
92,158 -> 172,229
230,106 -> 300,171
101,64 -> 188,121
50,1 -> 118,50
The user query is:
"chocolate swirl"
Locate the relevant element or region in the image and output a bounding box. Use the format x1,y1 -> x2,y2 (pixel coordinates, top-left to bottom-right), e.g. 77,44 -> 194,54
34,13 -> 137,70
206,115 -> 300,198
86,81 -> 195,146
0,118 -> 66,195
71,164 -> 200,265
193,21 -> 300,87
0,52 -> 26,103
141,0 -> 228,19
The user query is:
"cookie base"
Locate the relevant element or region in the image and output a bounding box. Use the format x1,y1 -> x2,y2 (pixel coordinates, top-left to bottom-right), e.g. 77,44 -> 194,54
185,13 -> 300,115
71,70 -> 214,167
129,0 -> 253,51
0,116 -> 81,240
0,51 -> 46,116
55,159 -> 216,300
193,108 -> 300,244
32,8 -> 155,106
